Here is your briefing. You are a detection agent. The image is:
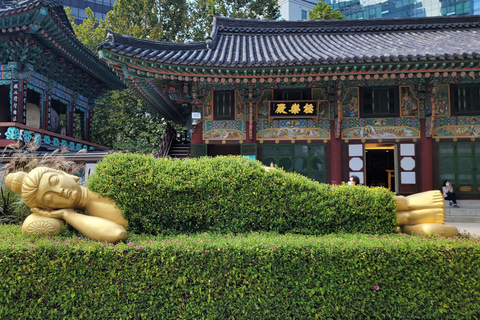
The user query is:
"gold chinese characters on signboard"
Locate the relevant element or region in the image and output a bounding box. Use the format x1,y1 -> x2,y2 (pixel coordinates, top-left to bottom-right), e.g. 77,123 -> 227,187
270,101 -> 318,119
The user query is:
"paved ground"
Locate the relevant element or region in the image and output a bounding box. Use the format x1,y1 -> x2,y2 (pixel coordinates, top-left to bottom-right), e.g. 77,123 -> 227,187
450,222 -> 480,236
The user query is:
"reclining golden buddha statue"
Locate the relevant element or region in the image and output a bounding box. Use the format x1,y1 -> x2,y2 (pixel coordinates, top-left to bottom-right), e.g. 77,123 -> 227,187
5,167 -> 458,243
6,167 -> 128,243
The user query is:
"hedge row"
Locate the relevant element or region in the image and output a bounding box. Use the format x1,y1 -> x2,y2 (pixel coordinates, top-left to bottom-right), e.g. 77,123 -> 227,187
87,153 -> 397,235
1,225 -> 480,319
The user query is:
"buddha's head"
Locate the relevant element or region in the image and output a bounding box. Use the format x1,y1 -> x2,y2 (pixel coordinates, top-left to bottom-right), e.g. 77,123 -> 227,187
5,167 -> 82,209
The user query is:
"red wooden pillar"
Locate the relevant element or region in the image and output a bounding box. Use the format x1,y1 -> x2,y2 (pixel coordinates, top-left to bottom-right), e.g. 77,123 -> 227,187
420,118 -> 433,191
330,119 -> 342,184
191,122 -> 202,144
245,120 -> 256,143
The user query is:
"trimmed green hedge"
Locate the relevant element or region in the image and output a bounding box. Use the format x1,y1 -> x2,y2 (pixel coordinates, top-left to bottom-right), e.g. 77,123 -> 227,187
87,153 -> 397,235
1,225 -> 480,319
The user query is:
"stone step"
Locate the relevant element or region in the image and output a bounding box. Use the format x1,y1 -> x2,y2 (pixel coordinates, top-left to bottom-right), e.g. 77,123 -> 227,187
445,216 -> 480,223
168,147 -> 190,159
445,201 -> 480,215
168,144 -> 190,159
444,200 -> 480,223
446,208 -> 480,216
444,200 -> 480,209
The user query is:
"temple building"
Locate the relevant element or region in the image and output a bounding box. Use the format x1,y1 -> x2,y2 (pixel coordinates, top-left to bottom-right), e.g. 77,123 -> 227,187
99,16 -> 480,197
0,0 -> 125,152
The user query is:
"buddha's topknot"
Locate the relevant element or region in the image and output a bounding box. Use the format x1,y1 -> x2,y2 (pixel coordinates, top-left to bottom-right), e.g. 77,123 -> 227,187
5,171 -> 27,194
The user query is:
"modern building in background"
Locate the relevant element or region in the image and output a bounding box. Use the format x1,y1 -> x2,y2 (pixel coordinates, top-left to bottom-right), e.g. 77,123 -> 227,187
279,0 -> 480,20
61,0 -> 115,24
329,0 -> 480,19
279,0 -> 318,21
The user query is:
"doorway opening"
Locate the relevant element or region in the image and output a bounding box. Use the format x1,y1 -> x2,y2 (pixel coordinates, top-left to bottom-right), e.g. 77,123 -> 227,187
365,143 -> 396,192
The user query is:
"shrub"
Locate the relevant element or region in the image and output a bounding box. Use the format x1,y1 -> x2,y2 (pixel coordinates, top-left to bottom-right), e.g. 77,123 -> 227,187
1,226 -> 479,319
87,153 -> 397,235
0,186 -> 28,224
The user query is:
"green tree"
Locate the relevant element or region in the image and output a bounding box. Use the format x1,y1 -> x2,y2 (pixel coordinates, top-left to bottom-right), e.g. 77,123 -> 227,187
189,0 -> 280,41
308,1 -> 344,20
104,0 -> 189,42
64,7 -> 175,153
65,7 -> 106,52
92,90 -> 166,153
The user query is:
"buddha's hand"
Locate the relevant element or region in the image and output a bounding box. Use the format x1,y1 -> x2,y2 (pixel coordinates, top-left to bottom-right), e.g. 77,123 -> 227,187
31,207 -> 71,219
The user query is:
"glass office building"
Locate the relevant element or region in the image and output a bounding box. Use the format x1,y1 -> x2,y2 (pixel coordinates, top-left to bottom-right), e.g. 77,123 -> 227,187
326,0 -> 480,19
62,0 -> 116,23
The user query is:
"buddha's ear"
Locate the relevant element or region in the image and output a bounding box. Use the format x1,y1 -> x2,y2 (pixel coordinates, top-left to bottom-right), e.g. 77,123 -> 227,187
64,173 -> 80,182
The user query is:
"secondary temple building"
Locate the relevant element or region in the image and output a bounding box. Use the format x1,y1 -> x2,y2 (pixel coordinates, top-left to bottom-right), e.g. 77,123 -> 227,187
99,16 -> 480,197
0,0 -> 124,152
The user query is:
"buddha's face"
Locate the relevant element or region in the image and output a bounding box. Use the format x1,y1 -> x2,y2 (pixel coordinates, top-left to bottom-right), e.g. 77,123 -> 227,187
36,172 -> 82,209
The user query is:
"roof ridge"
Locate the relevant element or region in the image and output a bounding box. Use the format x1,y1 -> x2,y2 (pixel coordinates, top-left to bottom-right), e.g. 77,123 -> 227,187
99,30 -> 208,51
211,16 -> 480,34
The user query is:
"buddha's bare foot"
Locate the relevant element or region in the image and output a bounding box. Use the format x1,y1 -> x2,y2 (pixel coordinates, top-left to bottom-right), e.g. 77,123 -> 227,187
435,209 -> 446,224
396,208 -> 445,226
401,223 -> 458,237
396,190 -> 445,211
396,211 -> 409,226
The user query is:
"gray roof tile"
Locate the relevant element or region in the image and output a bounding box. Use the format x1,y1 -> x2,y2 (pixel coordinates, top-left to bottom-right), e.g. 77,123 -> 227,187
99,15 -> 480,67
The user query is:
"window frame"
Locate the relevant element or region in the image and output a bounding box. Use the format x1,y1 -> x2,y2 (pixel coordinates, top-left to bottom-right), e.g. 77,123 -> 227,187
214,90 -> 235,120
451,84 -> 480,115
301,10 -> 308,20
360,86 -> 399,117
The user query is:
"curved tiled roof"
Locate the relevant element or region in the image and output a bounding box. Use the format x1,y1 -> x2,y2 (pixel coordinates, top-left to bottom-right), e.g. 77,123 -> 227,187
1,0 -> 125,93
99,15 -> 480,68
0,0 -> 73,32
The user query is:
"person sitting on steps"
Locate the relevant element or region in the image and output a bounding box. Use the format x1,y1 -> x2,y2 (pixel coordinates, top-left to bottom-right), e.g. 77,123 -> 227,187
442,180 -> 459,208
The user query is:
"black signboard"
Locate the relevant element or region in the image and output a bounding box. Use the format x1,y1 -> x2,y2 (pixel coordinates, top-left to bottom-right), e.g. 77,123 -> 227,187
270,101 -> 318,118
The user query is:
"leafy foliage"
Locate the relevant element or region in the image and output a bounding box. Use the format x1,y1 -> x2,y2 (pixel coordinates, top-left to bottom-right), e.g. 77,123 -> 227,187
308,1 -> 344,20
0,187 -> 27,224
87,153 -> 397,235
1,226 -> 479,319
65,7 -> 106,52
104,0 -> 189,42
91,90 -> 166,153
64,7 -> 178,153
103,0 -> 280,43
188,0 -> 280,41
